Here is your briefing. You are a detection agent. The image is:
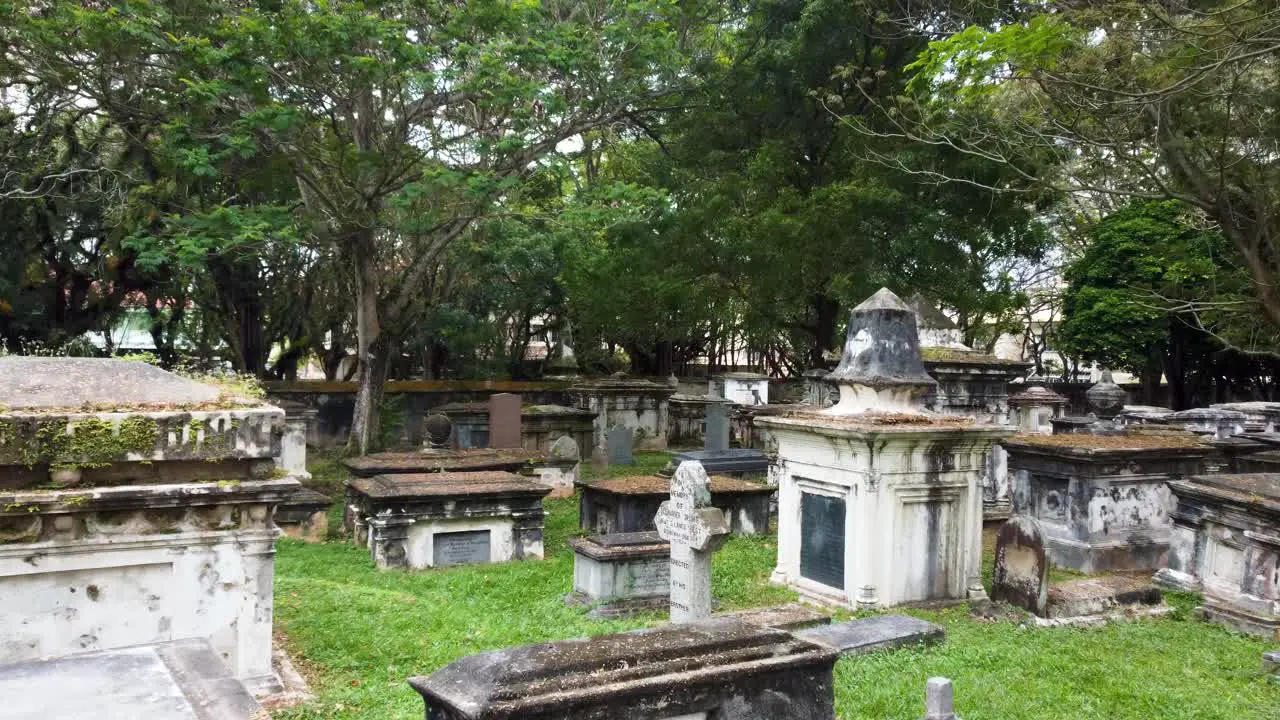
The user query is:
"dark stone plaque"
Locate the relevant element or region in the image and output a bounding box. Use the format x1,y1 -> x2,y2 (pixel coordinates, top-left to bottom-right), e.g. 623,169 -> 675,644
608,425 -> 635,465
433,530 -> 492,567
704,403 -> 730,452
800,491 -> 845,590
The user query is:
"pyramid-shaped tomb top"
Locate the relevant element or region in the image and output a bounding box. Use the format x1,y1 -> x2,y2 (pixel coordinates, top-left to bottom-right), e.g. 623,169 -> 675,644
0,357 -> 228,411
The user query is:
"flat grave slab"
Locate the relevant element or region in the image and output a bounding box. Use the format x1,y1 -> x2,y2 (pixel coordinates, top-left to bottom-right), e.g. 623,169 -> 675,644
1043,574 -> 1166,622
0,639 -> 260,720
795,614 -> 945,657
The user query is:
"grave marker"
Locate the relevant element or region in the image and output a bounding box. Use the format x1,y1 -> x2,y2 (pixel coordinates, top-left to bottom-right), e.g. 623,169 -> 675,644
924,677 -> 958,720
704,402 -> 731,452
654,461 -> 730,623
607,425 -> 634,465
990,516 -> 1048,616
488,393 -> 522,449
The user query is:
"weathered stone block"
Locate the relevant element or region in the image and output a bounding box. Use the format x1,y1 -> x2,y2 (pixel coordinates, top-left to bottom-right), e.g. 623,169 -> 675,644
408,618 -> 839,720
344,472 -> 550,570
795,615 -> 945,657
578,474 -> 773,536
991,516 -> 1048,617
569,531 -> 670,612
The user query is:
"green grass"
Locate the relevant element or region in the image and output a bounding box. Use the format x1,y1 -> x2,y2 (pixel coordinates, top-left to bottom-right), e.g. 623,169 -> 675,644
579,449 -> 674,481
273,457 -> 1278,720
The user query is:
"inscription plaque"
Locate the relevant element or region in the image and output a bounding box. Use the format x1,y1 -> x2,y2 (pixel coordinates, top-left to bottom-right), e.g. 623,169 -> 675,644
800,490 -> 845,590
433,530 -> 492,567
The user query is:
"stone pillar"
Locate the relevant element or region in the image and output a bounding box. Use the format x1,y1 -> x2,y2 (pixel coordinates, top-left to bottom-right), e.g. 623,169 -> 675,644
276,417 -> 311,479
924,677 -> 958,720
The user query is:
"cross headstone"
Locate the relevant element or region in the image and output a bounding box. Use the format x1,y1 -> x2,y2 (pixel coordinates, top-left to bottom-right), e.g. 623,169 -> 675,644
488,393 -> 522,449
704,402 -> 731,452
990,516 -> 1048,617
654,461 -> 730,623
607,425 -> 634,465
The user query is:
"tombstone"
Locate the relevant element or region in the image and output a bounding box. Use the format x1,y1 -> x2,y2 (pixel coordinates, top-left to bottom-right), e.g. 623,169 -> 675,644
705,401 -> 732,452
1264,650 -> 1279,680
607,424 -> 635,465
590,442 -> 610,475
488,393 -> 522,449
990,516 -> 1049,616
654,461 -> 731,623
924,677 -> 958,720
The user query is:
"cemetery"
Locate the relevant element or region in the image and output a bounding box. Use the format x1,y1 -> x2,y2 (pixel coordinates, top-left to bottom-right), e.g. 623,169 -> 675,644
4,1 -> 1280,718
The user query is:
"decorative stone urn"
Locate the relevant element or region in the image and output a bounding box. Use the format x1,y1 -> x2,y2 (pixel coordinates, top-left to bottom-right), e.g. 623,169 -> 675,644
1085,370 -> 1127,419
758,289 -> 1012,609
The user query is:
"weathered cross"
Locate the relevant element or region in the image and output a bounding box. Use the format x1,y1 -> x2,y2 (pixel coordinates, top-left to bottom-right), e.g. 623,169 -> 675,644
654,460 -> 731,623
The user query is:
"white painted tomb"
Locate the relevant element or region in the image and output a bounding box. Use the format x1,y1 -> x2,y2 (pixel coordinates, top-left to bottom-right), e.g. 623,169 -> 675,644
758,290 -> 1012,609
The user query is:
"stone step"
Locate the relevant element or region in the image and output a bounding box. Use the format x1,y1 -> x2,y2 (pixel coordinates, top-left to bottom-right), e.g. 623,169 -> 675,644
794,614 -> 945,657
0,639 -> 261,720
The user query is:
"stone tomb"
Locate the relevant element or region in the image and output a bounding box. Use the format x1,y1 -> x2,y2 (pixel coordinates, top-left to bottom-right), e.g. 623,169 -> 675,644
432,402 -> 595,454
578,474 -> 773,536
275,487 -> 332,542
660,447 -> 771,481
709,372 -> 771,406
344,472 -> 550,569
760,289 -> 1011,609
1006,433 -> 1209,573
1156,473 -> 1280,639
569,376 -> 676,450
568,531 -> 671,616
409,617 -> 840,720
0,357 -> 297,696
343,444 -> 577,498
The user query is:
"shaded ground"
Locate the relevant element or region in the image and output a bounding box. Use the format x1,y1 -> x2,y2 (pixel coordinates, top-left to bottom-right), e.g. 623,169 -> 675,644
273,452 -> 1277,719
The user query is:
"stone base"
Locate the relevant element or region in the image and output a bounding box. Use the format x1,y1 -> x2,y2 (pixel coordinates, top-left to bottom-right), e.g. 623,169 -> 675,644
718,603 -> 831,632
982,499 -> 1011,523
570,532 -> 670,607
1046,536 -> 1169,574
565,592 -> 670,619
1152,568 -> 1202,593
1199,601 -> 1280,641
1047,575 -> 1164,618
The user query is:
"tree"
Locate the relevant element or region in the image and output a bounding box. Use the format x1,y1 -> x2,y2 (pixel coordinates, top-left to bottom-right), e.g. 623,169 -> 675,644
6,0 -> 719,453
901,0 -> 1280,343
1058,200 -> 1276,408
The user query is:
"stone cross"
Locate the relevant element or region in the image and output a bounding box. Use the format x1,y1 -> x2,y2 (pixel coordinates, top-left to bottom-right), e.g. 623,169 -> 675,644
654,461 -> 730,623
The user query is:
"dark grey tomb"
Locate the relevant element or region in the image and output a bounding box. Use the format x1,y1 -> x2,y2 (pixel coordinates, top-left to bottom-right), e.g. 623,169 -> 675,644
800,491 -> 845,589
433,530 -> 492,567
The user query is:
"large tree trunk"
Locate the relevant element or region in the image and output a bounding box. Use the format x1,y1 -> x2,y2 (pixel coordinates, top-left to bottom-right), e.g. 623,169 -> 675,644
810,293 -> 840,368
347,231 -> 387,456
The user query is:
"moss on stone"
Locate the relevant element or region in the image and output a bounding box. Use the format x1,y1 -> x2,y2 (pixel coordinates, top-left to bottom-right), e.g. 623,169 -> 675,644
0,415 -> 160,468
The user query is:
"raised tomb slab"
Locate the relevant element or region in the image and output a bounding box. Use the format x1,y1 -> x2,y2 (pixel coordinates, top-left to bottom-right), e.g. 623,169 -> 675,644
344,471 -> 550,569
0,357 -> 298,697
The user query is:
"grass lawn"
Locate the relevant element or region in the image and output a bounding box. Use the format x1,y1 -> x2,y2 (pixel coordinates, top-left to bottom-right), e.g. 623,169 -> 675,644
273,452 -> 1278,719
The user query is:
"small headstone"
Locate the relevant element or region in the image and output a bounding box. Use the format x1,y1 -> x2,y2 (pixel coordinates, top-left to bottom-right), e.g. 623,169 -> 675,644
607,425 -> 634,465
1264,650 -> 1279,680
424,413 -> 453,449
991,516 -> 1049,617
654,461 -> 731,623
924,677 -> 958,720
704,402 -> 731,452
549,435 -> 579,461
488,393 -> 522,449
590,443 -> 609,475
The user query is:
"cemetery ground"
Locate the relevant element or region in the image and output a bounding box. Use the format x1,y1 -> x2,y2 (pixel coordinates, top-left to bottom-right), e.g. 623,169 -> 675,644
274,452 -> 1278,720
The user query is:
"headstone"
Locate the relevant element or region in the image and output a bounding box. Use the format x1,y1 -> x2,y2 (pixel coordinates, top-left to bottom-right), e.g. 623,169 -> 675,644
424,412 -> 453,449
607,425 -> 634,465
654,461 -> 731,623
488,393 -> 522,449
990,516 -> 1049,616
1264,650 -> 1279,680
796,615 -> 945,657
704,402 -> 731,452
550,435 -> 580,461
590,443 -> 610,475
924,677 -> 958,720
